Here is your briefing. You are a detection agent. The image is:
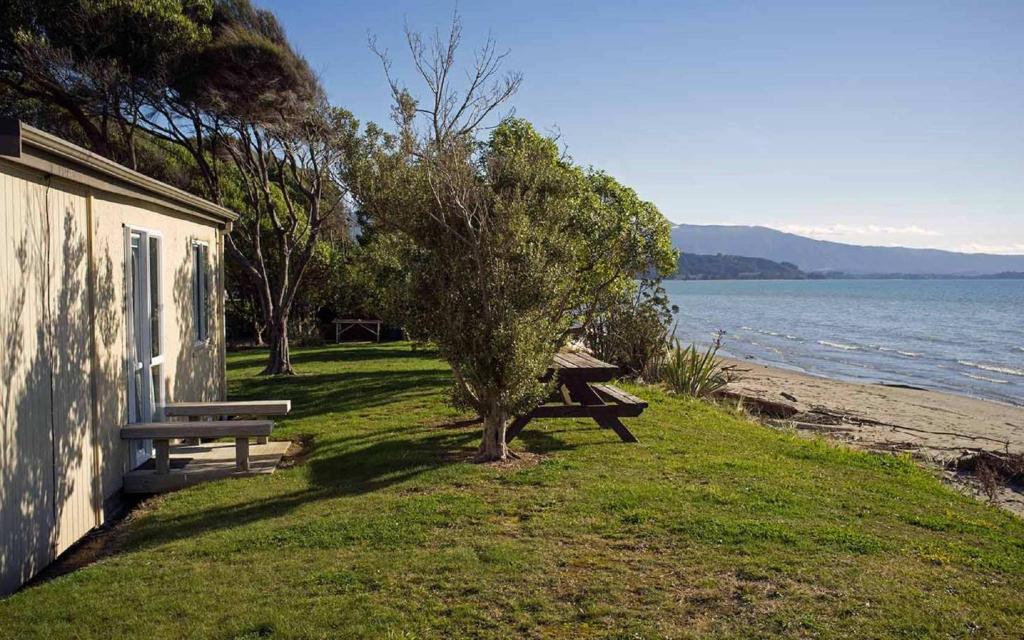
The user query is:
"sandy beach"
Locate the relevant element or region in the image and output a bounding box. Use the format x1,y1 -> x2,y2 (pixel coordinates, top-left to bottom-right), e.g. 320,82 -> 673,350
720,357 -> 1024,513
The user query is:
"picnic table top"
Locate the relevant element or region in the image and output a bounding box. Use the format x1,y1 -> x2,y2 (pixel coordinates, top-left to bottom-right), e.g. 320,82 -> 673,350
548,352 -> 619,382
552,351 -> 617,371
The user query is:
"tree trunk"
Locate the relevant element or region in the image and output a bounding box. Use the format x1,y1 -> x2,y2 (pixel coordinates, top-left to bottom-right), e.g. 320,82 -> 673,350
253,320 -> 266,347
262,315 -> 294,375
476,408 -> 509,462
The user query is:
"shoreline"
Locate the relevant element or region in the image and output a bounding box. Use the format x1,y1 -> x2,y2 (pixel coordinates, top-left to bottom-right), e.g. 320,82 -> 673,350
720,352 -> 1024,409
719,356 -> 1024,514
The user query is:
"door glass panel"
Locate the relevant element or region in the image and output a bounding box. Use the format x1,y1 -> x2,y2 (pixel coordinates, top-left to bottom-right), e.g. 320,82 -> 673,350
149,236 -> 160,358
131,234 -> 144,364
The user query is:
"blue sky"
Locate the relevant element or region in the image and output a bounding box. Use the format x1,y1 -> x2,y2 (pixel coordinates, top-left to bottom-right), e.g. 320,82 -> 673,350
262,0 -> 1024,254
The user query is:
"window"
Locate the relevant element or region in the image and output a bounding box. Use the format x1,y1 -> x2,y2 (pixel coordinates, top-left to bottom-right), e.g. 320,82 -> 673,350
149,235 -> 161,358
192,241 -> 210,343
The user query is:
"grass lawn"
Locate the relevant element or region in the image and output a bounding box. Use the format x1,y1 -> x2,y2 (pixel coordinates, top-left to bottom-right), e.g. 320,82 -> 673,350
2,342 -> 1024,639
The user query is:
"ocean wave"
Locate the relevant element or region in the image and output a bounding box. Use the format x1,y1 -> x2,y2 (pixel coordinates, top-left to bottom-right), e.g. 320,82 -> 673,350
753,328 -> 803,341
1014,346 -> 1024,353
957,361 -> 1024,377
818,340 -> 860,351
874,346 -> 920,358
961,372 -> 1010,385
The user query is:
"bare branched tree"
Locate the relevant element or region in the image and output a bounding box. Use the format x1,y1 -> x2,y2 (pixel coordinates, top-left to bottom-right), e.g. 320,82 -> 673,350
371,13 -> 522,152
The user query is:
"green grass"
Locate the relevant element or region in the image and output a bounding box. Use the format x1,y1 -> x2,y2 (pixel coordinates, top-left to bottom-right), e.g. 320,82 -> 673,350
2,342 -> 1024,639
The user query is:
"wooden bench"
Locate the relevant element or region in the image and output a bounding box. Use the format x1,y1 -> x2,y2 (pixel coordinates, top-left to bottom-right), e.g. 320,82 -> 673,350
163,400 -> 290,445
120,420 -> 274,473
591,384 -> 648,413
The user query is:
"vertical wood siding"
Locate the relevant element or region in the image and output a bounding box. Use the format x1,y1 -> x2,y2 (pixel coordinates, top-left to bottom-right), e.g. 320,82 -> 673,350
0,166 -> 59,594
0,160 -> 225,593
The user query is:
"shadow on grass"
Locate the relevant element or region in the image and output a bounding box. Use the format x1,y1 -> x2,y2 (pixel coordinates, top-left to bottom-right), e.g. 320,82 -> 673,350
127,423 -> 481,552
124,344 -> 581,552
226,344 -> 440,373
227,369 -> 452,421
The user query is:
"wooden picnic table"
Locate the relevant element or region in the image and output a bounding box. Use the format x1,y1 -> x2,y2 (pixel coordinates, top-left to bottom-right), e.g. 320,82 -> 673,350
163,400 -> 291,445
334,318 -> 383,343
506,352 -> 647,444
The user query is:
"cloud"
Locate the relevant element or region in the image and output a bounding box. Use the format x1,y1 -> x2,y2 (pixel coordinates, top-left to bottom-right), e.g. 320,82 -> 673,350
955,243 -> 1024,255
773,223 -> 942,238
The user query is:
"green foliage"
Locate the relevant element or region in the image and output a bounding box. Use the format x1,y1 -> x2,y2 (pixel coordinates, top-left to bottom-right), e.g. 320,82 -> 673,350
585,281 -> 677,380
661,332 -> 737,397
358,116 -> 675,447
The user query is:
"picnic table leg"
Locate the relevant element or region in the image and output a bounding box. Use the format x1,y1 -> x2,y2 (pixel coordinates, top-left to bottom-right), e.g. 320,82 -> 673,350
564,379 -> 604,405
182,415 -> 200,446
255,412 -> 268,444
505,415 -> 533,443
595,416 -> 639,443
154,439 -> 171,474
235,437 -> 250,471
565,379 -> 639,443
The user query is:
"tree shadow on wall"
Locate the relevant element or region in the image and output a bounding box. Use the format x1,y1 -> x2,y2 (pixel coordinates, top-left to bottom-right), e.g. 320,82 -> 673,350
1,180 -> 119,594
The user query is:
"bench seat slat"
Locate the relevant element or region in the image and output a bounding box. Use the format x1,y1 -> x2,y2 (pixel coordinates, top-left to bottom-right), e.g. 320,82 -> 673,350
163,400 -> 291,417
120,420 -> 273,439
591,383 -> 647,408
530,403 -> 645,418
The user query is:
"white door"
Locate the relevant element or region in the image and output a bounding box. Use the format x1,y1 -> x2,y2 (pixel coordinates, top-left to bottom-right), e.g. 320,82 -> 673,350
125,228 -> 163,468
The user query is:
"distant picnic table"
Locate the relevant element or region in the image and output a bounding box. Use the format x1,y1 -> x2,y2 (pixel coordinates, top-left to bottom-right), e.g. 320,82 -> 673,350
506,352 -> 647,444
334,318 -> 383,343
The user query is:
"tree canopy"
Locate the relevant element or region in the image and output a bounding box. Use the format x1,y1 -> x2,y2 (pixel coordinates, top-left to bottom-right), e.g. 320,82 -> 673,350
355,20 -> 674,459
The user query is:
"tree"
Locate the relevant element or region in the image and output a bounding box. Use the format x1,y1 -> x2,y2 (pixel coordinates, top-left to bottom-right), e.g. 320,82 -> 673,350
0,0 -> 214,167
1,0 -> 359,374
357,19 -> 675,460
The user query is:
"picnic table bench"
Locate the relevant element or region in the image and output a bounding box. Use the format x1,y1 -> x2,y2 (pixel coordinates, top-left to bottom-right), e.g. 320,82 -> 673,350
163,400 -> 291,444
506,352 -> 647,443
120,420 -> 274,473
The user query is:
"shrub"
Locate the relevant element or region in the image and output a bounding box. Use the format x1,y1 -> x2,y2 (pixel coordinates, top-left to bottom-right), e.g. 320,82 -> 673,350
661,331 -> 738,397
586,282 -> 676,381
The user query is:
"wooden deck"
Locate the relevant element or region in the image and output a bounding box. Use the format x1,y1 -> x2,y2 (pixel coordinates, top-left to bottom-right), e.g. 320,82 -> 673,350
123,440 -> 290,494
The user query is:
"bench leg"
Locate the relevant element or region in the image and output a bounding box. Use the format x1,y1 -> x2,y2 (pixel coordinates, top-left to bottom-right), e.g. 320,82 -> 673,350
505,416 -> 533,443
235,437 -> 250,471
595,416 -> 639,443
155,439 -> 170,474
182,416 -> 200,446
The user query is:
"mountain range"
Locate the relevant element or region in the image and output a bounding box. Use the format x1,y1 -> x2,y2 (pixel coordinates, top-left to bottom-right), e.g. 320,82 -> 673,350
670,224 -> 1024,276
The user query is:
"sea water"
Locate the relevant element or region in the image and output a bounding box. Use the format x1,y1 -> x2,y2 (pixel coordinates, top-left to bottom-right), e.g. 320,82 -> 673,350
664,279 -> 1024,405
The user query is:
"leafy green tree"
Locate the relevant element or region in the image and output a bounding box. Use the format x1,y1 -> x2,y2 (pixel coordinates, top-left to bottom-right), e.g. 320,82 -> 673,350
1,0 -> 359,374
0,0 -> 214,165
357,20 -> 675,460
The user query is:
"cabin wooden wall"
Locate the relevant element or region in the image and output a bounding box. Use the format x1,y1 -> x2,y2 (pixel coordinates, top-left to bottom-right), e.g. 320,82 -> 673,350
0,159 -> 226,594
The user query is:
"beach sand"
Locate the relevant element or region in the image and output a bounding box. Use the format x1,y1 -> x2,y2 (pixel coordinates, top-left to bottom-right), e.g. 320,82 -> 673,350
720,357 -> 1024,514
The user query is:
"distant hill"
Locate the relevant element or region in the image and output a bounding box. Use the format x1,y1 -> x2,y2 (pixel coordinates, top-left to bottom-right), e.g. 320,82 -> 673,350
672,253 -> 805,280
671,224 -> 1024,276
